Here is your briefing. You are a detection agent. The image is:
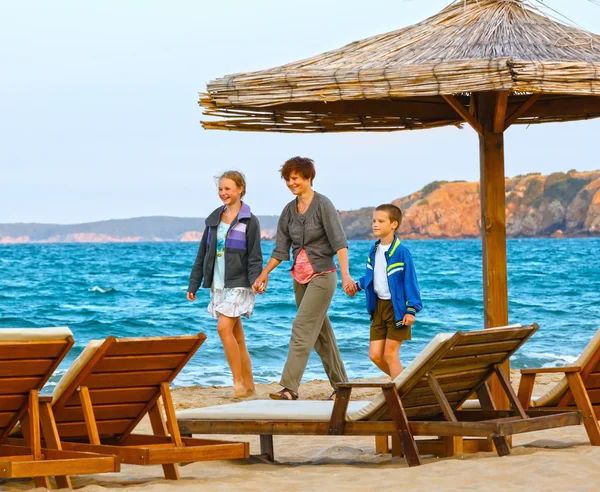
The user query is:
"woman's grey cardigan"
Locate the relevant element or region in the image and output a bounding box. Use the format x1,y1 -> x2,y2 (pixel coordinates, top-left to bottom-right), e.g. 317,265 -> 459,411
271,192 -> 348,272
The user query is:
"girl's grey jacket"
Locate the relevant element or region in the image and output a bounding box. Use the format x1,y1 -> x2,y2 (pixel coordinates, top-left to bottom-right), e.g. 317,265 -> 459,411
188,202 -> 263,293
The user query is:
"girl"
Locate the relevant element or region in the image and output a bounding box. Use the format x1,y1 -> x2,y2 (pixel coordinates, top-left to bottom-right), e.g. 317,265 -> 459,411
187,171 -> 262,398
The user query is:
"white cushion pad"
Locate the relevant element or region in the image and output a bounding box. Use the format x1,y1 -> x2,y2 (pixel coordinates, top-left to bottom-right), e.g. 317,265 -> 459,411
51,339 -> 103,404
0,327 -> 73,341
177,400 -> 371,422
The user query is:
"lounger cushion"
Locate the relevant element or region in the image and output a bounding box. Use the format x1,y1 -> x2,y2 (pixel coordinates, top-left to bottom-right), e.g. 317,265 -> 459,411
177,400 -> 371,421
0,327 -> 73,341
51,339 -> 103,404
532,328 -> 600,408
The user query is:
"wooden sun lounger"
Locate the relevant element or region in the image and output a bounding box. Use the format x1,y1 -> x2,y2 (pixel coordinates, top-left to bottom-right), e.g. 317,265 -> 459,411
49,333 -> 249,480
0,328 -> 119,489
177,324 -> 582,467
517,328 -> 600,446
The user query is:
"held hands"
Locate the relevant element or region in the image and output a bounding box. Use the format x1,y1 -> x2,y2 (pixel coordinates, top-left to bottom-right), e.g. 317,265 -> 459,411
186,292 -> 196,302
342,275 -> 357,297
252,272 -> 269,294
402,313 -> 415,327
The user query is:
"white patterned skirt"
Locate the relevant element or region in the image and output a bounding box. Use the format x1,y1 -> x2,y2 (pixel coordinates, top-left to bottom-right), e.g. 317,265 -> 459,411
208,287 -> 256,319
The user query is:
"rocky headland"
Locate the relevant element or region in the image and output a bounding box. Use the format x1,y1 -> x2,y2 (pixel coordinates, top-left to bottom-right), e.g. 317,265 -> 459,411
340,170 -> 600,240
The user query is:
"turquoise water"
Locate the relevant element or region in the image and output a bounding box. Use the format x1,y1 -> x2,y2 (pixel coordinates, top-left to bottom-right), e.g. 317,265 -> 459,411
1,239 -> 599,390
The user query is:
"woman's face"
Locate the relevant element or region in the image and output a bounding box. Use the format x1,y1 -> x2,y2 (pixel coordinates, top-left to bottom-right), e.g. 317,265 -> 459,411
218,178 -> 244,206
285,171 -> 312,196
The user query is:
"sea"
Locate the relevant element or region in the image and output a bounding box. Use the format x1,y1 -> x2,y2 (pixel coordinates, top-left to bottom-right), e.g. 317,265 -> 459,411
1,239 -> 599,392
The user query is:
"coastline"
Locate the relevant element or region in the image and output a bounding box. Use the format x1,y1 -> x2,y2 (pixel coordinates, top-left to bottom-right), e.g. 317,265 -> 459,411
3,236 -> 600,245
7,371 -> 600,491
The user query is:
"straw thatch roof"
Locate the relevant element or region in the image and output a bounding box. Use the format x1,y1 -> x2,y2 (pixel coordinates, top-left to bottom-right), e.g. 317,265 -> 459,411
200,0 -> 600,133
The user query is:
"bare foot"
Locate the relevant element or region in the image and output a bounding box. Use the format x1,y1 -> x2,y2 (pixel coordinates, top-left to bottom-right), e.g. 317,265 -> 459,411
233,385 -> 247,399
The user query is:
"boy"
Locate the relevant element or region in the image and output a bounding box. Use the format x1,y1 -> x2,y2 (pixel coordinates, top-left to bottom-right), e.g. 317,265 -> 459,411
350,204 -> 422,379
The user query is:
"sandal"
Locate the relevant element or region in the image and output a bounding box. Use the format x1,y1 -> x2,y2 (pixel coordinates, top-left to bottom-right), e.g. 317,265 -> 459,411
269,388 -> 298,400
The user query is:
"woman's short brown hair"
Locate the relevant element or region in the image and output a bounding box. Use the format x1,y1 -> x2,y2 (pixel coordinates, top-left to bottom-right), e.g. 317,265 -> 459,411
217,170 -> 246,197
280,156 -> 316,184
376,204 -> 402,230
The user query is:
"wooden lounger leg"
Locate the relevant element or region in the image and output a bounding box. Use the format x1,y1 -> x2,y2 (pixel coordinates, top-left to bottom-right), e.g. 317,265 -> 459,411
566,372 -> 600,446
390,435 -> 404,457
382,387 -> 421,466
148,402 -> 180,480
492,435 -> 511,456
259,435 -> 275,462
477,382 -> 509,454
442,436 -> 464,457
40,400 -> 72,489
375,436 -> 389,454
160,382 -> 184,447
79,385 -> 101,445
327,387 -> 351,435
427,373 -> 463,458
517,373 -> 536,410
22,391 -> 52,489
494,366 -> 527,419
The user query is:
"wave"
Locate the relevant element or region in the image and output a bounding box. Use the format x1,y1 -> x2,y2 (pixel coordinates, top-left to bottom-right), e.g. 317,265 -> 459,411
89,286 -> 117,294
60,304 -> 121,312
520,351 -> 578,365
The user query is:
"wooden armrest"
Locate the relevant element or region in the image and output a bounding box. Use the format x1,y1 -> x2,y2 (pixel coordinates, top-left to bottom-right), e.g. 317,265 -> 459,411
38,396 -> 53,403
337,382 -> 395,389
521,366 -> 582,375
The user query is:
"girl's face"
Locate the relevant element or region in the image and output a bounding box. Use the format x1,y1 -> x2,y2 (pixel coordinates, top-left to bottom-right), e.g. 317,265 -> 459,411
285,171 -> 312,196
218,178 -> 244,206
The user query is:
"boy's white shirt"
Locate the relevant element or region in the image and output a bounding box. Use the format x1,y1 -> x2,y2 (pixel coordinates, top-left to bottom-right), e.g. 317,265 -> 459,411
373,243 -> 392,300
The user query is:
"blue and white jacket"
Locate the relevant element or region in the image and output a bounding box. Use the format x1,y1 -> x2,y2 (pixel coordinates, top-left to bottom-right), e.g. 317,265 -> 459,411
356,236 -> 423,327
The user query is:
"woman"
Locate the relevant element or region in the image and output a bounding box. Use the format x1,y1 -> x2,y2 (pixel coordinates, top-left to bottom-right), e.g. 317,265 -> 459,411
253,156 -> 356,400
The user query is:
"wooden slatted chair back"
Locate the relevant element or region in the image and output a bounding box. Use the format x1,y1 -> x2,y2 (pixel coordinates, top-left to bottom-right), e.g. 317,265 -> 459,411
0,333 -> 74,442
371,324 -> 538,421
557,336 -> 600,409
51,333 -> 206,442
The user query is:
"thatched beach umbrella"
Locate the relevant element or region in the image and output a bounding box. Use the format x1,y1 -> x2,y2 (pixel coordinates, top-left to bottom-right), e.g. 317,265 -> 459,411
199,0 -> 600,407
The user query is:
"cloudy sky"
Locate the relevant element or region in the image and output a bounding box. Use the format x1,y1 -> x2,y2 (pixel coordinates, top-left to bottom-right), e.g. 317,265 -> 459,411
1,0 -> 599,223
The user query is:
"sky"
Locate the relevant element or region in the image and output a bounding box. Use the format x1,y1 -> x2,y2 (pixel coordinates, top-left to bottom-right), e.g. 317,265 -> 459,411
1,0 -> 599,224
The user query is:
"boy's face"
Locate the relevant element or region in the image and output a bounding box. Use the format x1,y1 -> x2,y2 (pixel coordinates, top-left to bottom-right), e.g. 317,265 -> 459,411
372,210 -> 398,238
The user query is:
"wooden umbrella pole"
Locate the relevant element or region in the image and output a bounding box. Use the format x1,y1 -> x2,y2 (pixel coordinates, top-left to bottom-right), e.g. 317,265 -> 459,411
477,91 -> 510,410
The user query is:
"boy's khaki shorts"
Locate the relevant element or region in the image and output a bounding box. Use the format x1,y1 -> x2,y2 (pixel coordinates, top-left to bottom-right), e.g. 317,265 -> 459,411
370,298 -> 412,342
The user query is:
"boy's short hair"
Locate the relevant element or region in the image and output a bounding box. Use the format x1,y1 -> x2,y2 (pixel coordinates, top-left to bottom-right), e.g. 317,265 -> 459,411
376,204 -> 402,230
280,156 -> 316,184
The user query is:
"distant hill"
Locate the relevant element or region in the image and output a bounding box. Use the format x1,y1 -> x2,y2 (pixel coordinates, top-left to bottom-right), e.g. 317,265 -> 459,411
0,216 -> 280,244
2,170 -> 600,243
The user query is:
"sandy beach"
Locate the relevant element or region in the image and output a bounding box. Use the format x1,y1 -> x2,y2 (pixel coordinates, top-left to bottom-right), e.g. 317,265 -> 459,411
3,371 -> 600,491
